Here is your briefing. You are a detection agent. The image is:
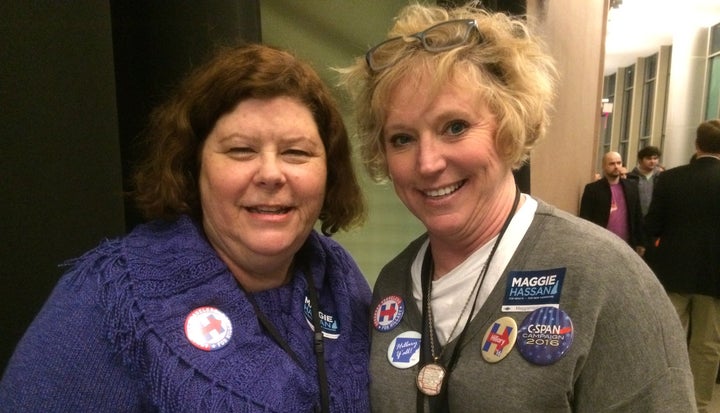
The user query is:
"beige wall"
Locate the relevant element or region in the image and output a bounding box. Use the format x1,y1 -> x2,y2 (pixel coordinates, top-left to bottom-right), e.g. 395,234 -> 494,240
663,24 -> 714,167
527,0 -> 608,215
601,9 -> 720,170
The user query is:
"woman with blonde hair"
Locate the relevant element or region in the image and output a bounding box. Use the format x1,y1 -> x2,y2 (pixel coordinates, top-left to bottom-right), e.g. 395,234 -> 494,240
340,3 -> 695,412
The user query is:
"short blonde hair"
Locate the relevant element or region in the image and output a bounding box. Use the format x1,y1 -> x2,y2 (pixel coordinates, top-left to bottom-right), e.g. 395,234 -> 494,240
338,2 -> 557,181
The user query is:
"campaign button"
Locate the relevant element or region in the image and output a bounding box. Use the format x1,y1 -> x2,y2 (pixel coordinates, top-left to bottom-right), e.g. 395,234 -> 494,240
387,331 -> 421,368
303,295 -> 340,339
373,295 -> 405,332
185,306 -> 233,351
481,316 -> 518,363
517,307 -> 573,365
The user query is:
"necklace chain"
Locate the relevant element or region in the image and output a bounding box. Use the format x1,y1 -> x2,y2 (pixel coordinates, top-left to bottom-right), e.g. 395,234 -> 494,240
426,256 -> 490,361
423,188 -> 520,366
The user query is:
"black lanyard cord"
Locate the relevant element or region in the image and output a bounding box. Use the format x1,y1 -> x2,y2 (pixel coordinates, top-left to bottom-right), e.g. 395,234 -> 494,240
304,265 -> 331,413
240,266 -> 330,413
416,187 -> 520,413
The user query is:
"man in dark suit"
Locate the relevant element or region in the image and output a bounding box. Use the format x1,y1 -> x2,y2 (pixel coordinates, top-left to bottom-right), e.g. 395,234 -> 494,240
579,151 -> 645,255
645,119 -> 720,413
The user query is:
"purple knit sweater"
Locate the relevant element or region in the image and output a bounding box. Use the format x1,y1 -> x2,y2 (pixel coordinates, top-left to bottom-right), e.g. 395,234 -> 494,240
0,216 -> 371,412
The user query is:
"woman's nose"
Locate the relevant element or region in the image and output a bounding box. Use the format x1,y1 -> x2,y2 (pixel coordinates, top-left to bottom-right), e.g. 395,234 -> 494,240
254,154 -> 286,187
417,136 -> 446,175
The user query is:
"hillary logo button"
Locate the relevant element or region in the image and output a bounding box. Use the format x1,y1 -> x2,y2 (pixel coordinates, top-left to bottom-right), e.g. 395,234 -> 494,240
373,295 -> 405,332
517,307 -> 573,365
185,307 -> 233,351
481,316 -> 518,363
387,331 -> 421,369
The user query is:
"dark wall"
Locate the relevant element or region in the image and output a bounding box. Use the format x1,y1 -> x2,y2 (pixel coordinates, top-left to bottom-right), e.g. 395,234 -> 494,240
1,1 -> 260,373
110,1 -> 261,230
0,1 -> 125,374
439,0 -> 526,14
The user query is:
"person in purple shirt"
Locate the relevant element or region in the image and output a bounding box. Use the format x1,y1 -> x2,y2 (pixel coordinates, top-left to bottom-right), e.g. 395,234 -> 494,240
580,151 -> 646,256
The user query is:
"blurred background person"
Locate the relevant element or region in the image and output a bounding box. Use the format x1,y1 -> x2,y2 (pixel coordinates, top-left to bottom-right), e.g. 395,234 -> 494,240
645,119 -> 720,413
580,151 -> 646,256
627,145 -> 663,263
626,145 -> 663,217
339,2 -> 695,412
0,44 -> 371,412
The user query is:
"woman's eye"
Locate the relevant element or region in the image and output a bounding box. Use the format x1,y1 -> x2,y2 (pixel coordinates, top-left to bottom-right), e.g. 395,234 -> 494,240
445,120 -> 469,136
225,147 -> 256,160
284,149 -> 311,156
282,148 -> 315,164
387,134 -> 413,147
228,147 -> 253,155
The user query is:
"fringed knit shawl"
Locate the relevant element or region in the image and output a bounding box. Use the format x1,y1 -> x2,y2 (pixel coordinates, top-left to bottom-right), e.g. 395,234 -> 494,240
0,216 -> 371,412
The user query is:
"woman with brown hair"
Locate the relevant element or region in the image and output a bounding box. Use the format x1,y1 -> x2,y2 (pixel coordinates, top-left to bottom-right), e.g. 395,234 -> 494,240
1,44 -> 371,412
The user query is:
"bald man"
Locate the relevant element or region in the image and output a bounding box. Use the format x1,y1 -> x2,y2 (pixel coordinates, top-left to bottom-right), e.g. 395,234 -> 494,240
579,152 -> 645,255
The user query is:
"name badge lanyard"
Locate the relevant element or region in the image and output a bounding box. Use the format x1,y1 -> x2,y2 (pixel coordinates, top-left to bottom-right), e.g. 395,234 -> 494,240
241,265 -> 330,413
416,188 -> 519,413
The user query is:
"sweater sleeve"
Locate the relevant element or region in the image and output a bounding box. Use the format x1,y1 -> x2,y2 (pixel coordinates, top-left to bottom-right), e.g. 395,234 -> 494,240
0,242 -> 149,412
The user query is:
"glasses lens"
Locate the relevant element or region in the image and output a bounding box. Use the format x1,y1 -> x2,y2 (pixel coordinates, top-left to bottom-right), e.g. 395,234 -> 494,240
366,20 -> 477,72
368,37 -> 404,71
423,20 -> 474,51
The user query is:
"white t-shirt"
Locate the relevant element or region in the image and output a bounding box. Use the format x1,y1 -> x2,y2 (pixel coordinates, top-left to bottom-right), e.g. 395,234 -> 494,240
411,194 -> 537,345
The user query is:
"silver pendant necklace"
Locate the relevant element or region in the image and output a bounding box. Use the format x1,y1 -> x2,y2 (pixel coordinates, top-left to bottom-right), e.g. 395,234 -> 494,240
416,245 -> 492,396
416,188 -> 520,397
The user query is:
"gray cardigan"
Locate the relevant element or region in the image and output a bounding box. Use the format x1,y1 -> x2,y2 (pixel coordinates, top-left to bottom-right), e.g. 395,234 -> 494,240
369,200 -> 696,412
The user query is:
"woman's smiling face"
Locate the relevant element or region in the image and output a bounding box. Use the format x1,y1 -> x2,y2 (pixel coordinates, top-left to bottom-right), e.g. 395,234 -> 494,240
382,71 -> 512,242
199,96 -> 327,275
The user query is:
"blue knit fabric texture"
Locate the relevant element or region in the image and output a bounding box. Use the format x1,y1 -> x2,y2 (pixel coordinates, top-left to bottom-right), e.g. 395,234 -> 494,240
0,216 -> 371,412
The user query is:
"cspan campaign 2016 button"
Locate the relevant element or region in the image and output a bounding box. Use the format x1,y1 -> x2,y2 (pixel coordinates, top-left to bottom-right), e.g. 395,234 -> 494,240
517,306 -> 573,365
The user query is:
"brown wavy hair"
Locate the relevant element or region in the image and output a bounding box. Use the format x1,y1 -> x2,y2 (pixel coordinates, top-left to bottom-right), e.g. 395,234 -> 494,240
132,44 -> 366,235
